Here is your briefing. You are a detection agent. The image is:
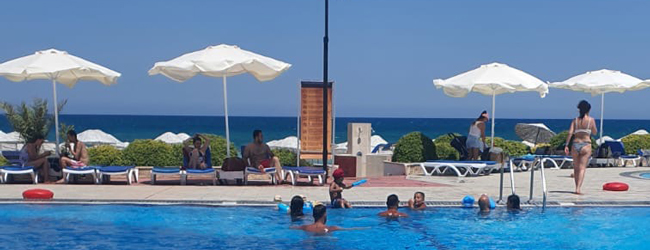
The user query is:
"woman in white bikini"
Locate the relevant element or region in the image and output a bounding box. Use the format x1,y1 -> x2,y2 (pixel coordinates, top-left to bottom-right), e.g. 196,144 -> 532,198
467,111 -> 488,160
564,100 -> 597,195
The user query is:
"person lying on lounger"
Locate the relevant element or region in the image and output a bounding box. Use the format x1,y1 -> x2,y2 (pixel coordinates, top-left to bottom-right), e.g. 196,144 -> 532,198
59,130 -> 89,169
243,130 -> 283,183
378,194 -> 408,218
183,134 -> 210,169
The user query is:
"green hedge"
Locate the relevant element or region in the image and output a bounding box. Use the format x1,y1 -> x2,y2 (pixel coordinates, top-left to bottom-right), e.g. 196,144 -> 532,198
621,134 -> 650,155
487,137 -> 530,156
0,155 -> 7,166
392,132 -> 437,163
271,149 -> 312,167
433,134 -> 460,160
203,134 -> 238,166
549,131 -> 597,150
122,139 -> 176,166
88,145 -> 127,166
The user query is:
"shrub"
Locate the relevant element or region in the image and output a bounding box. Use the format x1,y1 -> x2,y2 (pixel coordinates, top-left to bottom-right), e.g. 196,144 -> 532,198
1,98 -> 66,143
122,139 -> 176,166
487,137 -> 530,156
433,134 -> 460,160
202,134 -> 238,166
621,134 -> 650,155
0,155 -> 8,166
392,132 -> 437,163
271,149 -> 312,167
171,144 -> 184,165
549,131 -> 597,150
88,145 -> 127,166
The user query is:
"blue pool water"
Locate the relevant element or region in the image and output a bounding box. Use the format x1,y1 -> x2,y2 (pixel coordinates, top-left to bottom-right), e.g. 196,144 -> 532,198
0,204 -> 647,250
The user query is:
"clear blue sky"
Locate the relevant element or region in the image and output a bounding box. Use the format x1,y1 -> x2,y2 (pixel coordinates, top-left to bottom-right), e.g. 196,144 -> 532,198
1,0 -> 649,119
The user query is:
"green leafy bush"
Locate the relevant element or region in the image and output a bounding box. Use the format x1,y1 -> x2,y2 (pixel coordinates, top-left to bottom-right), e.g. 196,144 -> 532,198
433,134 -> 460,160
202,134 -> 238,166
122,139 -> 176,166
487,137 -> 530,156
621,134 -> 650,155
0,155 -> 8,166
1,98 -> 66,143
392,132 -> 437,163
549,131 -> 597,151
271,148 -> 312,167
88,145 -> 127,166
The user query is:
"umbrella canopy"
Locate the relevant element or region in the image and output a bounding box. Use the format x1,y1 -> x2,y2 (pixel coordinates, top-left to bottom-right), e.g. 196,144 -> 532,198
549,69 -> 646,139
78,129 -> 122,146
0,132 -> 23,143
155,132 -> 190,144
433,63 -> 549,146
620,129 -> 648,140
0,49 -> 121,153
268,136 -> 299,151
515,123 -> 556,144
148,44 -> 291,157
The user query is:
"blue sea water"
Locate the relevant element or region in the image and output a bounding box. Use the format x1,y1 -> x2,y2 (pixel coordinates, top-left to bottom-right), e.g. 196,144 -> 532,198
1,115 -> 649,148
0,204 -> 647,250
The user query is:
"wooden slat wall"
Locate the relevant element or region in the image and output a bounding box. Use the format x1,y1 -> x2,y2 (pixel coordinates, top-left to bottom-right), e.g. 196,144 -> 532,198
300,82 -> 332,160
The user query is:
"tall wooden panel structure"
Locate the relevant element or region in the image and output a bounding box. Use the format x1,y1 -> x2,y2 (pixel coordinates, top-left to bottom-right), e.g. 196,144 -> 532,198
297,81 -> 334,162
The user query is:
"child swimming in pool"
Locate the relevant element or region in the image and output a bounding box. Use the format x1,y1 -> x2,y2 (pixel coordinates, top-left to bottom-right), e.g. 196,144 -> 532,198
408,192 -> 426,210
329,168 -> 353,208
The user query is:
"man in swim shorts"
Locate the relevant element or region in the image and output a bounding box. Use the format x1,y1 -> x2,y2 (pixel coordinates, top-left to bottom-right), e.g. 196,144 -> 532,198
243,130 -> 283,184
329,168 -> 353,208
378,194 -> 408,218
295,205 -> 341,234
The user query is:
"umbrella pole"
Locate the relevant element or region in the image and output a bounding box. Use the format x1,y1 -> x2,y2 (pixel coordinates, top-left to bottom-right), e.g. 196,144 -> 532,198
491,91 -> 495,148
52,79 -> 60,156
223,75 -> 231,157
599,93 -> 604,140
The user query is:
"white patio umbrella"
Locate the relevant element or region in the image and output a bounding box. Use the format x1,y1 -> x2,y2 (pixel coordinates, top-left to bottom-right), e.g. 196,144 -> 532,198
550,69 -> 648,140
148,44 -> 291,157
155,132 -> 190,144
78,129 -> 122,146
268,136 -> 299,151
433,62 -> 549,147
0,49 -> 121,154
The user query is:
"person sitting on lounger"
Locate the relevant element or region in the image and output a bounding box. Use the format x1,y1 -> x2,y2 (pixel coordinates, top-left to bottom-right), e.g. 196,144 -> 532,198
507,194 -> 521,211
59,130 -> 89,168
408,192 -> 426,210
23,135 -> 52,183
183,134 -> 210,169
467,111 -> 489,160
295,204 -> 342,234
478,194 -> 491,213
379,194 -> 408,218
243,130 -> 283,183
329,168 -> 353,208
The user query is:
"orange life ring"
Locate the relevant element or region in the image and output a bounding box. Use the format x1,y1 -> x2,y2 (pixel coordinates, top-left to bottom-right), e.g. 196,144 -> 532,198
22,189 -> 54,199
603,182 -> 629,191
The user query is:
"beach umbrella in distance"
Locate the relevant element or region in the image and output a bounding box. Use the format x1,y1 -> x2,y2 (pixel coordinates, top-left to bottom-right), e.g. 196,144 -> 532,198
0,49 -> 121,154
78,129 -> 122,146
515,123 -> 556,145
268,136 -> 299,152
433,63 -> 549,147
155,132 -> 190,144
549,69 -> 648,140
148,44 -> 291,157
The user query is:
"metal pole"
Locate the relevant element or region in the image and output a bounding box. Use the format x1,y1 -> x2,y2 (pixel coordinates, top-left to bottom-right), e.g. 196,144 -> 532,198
529,162 -> 535,203
223,75 -> 231,157
322,0 -> 329,174
491,91 -> 496,148
52,79 -> 60,156
599,93 -> 604,140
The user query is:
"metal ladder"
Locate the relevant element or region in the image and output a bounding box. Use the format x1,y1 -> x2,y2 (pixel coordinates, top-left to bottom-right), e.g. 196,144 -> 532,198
498,159 -> 517,203
527,158 -> 548,211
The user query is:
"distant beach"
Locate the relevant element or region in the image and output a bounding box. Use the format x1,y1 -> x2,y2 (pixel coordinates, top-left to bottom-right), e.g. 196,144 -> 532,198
2,115 -> 649,147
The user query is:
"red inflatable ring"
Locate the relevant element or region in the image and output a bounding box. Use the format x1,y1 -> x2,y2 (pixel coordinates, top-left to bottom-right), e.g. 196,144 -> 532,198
603,182 -> 629,191
22,189 -> 54,199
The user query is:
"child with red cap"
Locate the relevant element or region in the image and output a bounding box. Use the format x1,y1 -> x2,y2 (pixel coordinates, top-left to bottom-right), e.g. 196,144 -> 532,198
329,168 -> 353,208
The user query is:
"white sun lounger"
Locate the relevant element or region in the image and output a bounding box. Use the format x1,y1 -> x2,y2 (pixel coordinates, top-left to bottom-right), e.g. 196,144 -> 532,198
62,166 -> 98,184
420,160 -> 497,177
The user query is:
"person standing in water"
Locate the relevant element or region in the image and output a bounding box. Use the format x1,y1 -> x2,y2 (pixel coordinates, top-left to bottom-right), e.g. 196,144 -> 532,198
378,194 -> 408,218
467,111 -> 489,160
564,100 -> 597,195
295,205 -> 341,234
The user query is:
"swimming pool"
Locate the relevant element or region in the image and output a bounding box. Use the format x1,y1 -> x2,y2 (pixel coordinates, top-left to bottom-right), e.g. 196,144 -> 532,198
0,204 -> 647,250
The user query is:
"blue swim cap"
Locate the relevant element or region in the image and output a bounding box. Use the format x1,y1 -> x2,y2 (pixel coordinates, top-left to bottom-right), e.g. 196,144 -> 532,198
462,195 -> 475,208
